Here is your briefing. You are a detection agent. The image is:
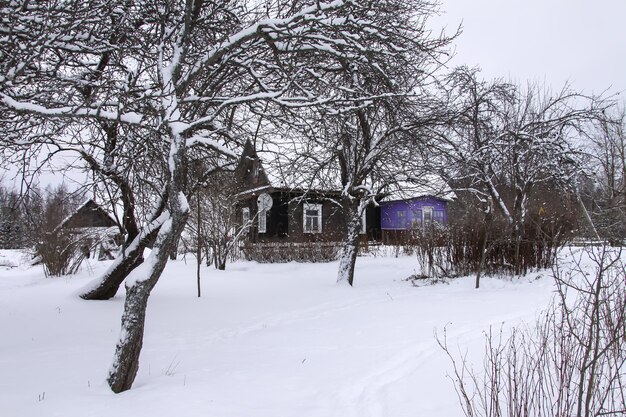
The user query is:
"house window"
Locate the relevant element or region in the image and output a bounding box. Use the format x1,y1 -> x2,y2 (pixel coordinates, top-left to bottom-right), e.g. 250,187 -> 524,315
422,206 -> 433,227
433,210 -> 444,224
360,210 -> 367,234
397,210 -> 407,229
242,207 -> 250,226
303,203 -> 322,233
411,209 -> 422,228
258,209 -> 267,233
252,160 -> 259,184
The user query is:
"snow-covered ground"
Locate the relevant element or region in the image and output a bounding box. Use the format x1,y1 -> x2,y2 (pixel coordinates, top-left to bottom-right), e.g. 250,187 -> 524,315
0,249 -> 563,417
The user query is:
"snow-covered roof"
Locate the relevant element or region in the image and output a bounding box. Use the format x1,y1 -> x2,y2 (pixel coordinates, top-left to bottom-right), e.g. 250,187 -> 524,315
54,199 -> 117,233
379,176 -> 456,203
238,140 -> 454,201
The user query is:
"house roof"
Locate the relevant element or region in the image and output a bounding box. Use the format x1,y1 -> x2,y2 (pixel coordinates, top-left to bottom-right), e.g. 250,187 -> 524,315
236,139 -> 454,202
379,177 -> 456,203
54,199 -> 117,232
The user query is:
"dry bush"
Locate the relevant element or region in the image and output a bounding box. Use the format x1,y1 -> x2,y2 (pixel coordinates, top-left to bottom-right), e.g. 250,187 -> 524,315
438,246 -> 626,417
36,228 -> 118,277
242,241 -> 340,263
35,230 -> 85,277
404,203 -> 575,280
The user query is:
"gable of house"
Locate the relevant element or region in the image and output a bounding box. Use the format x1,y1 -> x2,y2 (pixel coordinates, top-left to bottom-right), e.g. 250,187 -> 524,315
56,200 -> 117,231
234,140 -> 272,194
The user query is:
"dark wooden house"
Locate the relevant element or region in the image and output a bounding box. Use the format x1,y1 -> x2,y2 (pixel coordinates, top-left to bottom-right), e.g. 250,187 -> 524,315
234,141 -> 380,259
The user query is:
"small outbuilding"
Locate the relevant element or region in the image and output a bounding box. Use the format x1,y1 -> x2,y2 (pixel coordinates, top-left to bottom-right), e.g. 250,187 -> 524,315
55,199 -> 119,260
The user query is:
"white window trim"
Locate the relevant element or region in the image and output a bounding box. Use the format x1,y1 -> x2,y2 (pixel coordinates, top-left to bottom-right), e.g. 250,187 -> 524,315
303,203 -> 323,234
242,207 -> 250,226
258,209 -> 267,233
360,210 -> 367,234
422,206 -> 433,226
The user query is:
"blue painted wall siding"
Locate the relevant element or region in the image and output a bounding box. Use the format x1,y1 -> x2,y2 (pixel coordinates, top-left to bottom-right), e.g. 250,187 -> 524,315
380,196 -> 448,230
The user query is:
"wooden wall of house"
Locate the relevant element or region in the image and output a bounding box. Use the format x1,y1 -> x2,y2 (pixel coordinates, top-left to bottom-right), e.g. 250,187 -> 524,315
239,191 -> 347,244
238,190 -> 385,245
286,197 -> 345,243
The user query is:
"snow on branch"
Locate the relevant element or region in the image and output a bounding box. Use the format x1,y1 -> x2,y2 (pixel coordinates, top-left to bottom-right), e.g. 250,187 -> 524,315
1,94 -> 145,125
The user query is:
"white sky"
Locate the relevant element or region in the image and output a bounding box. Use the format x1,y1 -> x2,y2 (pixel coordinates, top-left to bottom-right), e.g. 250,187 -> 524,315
434,0 -> 626,98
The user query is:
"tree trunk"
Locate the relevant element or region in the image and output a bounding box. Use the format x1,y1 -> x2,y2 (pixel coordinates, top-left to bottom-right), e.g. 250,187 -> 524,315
169,237 -> 179,260
107,196 -> 188,392
81,250 -> 144,300
475,210 -> 492,289
107,271 -> 154,393
107,119 -> 189,392
513,225 -> 522,276
107,210 -> 187,393
196,193 -> 202,298
79,226 -> 160,300
337,203 -> 361,286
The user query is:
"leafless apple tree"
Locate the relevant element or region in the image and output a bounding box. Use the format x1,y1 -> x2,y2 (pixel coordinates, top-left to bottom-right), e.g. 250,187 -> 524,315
437,67 -> 606,282
260,0 -> 456,286
1,0 -> 456,392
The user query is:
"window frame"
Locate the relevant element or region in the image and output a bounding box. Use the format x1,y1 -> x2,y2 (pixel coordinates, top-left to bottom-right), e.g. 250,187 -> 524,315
303,203 -> 323,234
422,206 -> 433,227
242,207 -> 250,226
258,208 -> 267,233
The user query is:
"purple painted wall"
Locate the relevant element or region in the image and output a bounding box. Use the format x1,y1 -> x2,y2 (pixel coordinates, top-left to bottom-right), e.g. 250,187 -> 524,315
380,196 -> 448,230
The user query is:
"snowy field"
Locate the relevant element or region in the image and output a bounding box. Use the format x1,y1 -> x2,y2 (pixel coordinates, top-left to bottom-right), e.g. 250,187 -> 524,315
0,249 -> 565,417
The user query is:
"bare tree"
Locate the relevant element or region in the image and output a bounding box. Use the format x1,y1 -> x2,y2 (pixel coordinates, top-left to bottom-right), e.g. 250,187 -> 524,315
440,67 -> 604,276
263,0 -> 456,286
183,169 -> 248,271
586,108 -> 626,242
2,0 -> 450,392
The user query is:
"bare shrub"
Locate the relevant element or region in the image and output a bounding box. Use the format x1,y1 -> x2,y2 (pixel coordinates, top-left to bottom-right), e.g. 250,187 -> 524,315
403,194 -> 575,283
242,242 -> 340,263
36,230 -> 85,277
439,245 -> 626,417
36,227 -> 118,277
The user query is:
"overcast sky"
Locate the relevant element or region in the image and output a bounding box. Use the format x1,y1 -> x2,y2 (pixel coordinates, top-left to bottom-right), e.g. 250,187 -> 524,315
2,1 -> 625,188
434,0 -> 626,98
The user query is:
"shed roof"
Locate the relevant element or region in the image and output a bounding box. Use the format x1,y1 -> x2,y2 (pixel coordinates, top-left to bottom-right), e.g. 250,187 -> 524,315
55,199 -> 117,232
